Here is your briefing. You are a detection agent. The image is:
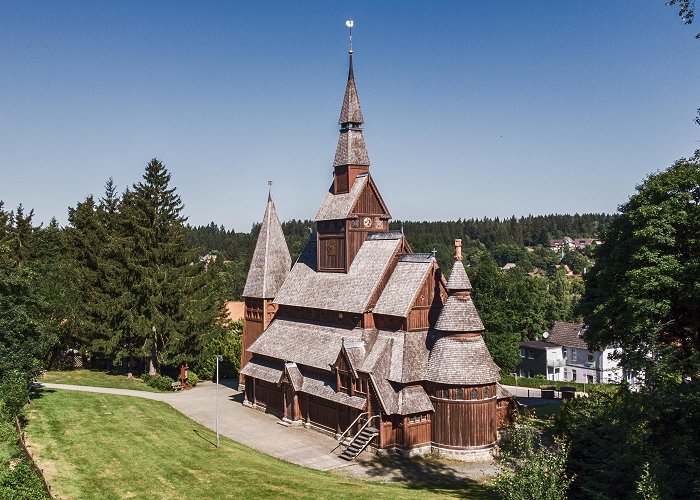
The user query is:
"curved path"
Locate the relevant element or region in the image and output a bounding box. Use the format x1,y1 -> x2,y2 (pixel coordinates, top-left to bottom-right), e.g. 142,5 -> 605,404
39,381 -> 498,483
39,381 -> 354,471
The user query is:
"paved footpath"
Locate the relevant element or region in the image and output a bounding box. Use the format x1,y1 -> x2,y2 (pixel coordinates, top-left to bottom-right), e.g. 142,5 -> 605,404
39,381 -> 498,483
40,381 -> 355,471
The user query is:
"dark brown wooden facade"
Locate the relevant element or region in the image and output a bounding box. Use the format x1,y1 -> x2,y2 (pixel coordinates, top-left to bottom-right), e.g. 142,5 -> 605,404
239,52 -> 514,460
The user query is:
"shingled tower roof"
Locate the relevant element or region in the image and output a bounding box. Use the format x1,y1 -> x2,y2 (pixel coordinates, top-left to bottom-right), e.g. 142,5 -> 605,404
242,191 -> 292,299
435,239 -> 485,333
339,55 -> 364,124
334,53 -> 370,167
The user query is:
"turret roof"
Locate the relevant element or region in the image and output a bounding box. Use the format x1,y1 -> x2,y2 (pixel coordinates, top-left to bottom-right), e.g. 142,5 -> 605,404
242,193 -> 292,299
339,55 -> 364,124
445,260 -> 472,290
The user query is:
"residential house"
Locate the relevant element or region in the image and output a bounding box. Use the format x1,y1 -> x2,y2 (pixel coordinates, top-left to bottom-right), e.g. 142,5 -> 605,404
516,341 -> 566,380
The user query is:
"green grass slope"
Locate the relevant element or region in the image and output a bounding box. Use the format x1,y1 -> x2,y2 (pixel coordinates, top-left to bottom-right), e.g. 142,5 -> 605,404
25,390 -> 492,499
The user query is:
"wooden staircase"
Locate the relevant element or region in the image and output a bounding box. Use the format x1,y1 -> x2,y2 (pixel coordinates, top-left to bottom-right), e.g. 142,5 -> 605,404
338,425 -> 379,461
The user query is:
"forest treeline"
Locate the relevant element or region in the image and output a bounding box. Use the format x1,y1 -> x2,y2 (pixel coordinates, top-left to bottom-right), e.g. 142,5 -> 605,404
189,212 -> 611,297
189,213 -> 607,373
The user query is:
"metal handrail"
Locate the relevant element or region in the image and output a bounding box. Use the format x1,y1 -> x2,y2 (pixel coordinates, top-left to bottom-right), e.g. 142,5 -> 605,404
331,412 -> 368,452
340,415 -> 380,456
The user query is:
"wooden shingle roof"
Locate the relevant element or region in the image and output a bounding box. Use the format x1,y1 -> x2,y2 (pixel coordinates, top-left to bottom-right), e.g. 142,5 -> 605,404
425,334 -> 500,385
435,295 -> 485,333
242,194 -> 292,299
333,128 -> 370,167
315,175 -> 368,221
301,370 -> 367,410
240,357 -> 283,384
273,233 -> 402,313
339,54 -> 364,125
248,319 -> 362,371
373,257 -> 434,317
445,260 -> 472,291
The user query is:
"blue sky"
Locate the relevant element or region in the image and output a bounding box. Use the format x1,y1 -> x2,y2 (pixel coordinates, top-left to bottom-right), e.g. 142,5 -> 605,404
1,2 -> 698,231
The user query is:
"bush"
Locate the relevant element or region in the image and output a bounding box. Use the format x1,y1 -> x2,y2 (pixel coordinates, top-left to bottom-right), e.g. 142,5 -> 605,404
492,418 -> 574,500
194,320 -> 242,381
141,374 -> 174,392
0,459 -> 51,500
0,372 -> 29,419
186,371 -> 199,387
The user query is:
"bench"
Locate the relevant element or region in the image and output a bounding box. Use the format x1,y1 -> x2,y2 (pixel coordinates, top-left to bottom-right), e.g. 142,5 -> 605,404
171,381 -> 183,391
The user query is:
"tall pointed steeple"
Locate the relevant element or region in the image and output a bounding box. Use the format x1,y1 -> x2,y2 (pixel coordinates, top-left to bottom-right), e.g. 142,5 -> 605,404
242,188 -> 292,299
333,52 -> 370,178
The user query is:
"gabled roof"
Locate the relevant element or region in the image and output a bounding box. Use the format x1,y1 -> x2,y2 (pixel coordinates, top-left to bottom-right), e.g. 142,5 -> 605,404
373,258 -> 434,317
284,362 -> 304,391
339,54 -> 364,125
242,194 -> 292,299
548,321 -> 587,349
445,260 -> 472,291
425,334 -> 500,385
435,295 -> 485,332
315,175 -> 368,221
248,319 -> 363,371
273,233 -> 402,313
300,369 -> 367,409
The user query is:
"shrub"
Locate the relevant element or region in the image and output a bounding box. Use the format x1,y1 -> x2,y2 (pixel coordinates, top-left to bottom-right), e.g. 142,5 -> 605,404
0,459 -> 51,499
194,320 -> 242,381
186,371 -> 199,387
0,371 -> 29,419
492,418 -> 574,500
141,374 -> 174,392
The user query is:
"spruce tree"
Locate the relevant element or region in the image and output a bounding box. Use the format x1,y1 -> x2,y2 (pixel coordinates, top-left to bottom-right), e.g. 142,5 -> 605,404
116,159 -> 225,374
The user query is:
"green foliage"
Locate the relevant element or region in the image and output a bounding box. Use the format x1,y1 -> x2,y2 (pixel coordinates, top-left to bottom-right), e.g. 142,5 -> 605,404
186,371 -> 199,387
0,203 -> 62,380
194,320 -> 242,380
554,380 -> 700,499
578,151 -> 700,381
0,458 -> 51,500
140,374 -> 175,392
492,418 -> 573,500
468,252 -> 580,373
0,372 -> 29,419
0,385 -> 50,500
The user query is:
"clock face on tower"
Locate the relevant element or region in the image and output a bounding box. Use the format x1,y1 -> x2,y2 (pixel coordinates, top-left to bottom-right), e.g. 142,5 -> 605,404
363,217 -> 372,228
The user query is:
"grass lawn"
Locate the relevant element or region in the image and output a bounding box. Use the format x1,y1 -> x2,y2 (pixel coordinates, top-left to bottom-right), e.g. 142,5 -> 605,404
24,390 -> 494,499
39,370 -> 166,393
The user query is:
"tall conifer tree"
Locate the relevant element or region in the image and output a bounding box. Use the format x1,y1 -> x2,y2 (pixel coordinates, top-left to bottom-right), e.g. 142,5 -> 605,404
116,159 -> 225,374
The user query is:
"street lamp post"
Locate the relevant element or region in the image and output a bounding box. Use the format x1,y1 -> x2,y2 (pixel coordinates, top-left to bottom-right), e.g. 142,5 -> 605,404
512,372 -> 518,398
216,354 -> 223,448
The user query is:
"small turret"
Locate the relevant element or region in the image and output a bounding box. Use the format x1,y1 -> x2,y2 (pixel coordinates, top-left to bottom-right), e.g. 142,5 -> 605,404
240,187 -> 292,386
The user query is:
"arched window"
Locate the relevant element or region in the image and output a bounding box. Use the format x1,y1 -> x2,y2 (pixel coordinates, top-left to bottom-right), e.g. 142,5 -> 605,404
484,387 -> 489,398
470,388 -> 478,400
456,387 -> 464,399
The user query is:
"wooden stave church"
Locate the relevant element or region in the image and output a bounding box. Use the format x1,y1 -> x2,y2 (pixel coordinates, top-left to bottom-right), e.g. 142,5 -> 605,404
239,51 -> 515,460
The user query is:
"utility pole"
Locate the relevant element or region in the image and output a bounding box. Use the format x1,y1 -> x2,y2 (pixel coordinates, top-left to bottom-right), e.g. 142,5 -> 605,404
216,355 -> 223,448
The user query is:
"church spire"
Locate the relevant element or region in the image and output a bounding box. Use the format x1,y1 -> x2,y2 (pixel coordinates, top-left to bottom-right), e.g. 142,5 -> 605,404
338,53 -> 364,126
333,21 -> 370,170
242,187 -> 292,299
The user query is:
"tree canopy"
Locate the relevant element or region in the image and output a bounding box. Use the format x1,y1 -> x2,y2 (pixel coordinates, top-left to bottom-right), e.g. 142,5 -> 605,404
579,150 -> 700,381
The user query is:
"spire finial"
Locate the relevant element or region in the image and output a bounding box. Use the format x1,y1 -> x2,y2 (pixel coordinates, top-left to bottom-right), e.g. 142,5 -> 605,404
454,239 -> 463,261
267,180 -> 273,201
345,19 -> 354,54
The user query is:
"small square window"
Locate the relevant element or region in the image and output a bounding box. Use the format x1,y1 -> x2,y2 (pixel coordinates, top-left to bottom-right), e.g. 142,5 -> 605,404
587,352 -> 594,363
520,347 -> 525,358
